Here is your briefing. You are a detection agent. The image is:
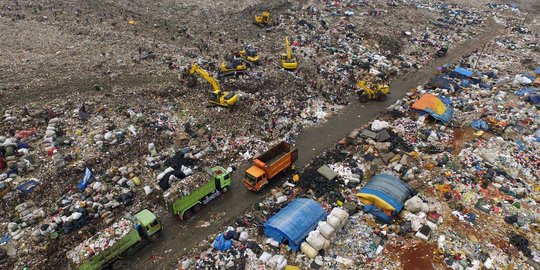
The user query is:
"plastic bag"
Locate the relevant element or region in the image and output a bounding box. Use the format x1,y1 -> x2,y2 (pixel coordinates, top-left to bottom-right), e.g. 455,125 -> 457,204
212,233 -> 232,251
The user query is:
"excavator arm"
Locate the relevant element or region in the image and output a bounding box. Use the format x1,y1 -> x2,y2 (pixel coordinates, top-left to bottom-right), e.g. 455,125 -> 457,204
285,37 -> 292,60
189,63 -> 220,92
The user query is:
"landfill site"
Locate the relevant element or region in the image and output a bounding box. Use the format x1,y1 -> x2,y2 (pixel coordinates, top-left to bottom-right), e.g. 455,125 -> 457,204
1,0 -> 540,269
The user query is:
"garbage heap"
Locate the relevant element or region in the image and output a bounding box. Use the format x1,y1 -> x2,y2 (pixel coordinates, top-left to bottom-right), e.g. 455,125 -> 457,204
177,8 -> 540,269
67,218 -> 133,266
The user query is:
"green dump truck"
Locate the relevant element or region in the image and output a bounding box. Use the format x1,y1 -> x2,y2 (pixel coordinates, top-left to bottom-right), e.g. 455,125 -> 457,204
68,209 -> 161,270
170,166 -> 232,220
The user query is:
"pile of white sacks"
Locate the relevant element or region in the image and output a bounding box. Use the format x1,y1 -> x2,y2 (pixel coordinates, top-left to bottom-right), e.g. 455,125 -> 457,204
301,207 -> 349,258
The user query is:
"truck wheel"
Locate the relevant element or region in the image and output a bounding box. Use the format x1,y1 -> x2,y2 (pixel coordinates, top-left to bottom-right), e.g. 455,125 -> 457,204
183,210 -> 192,220
220,187 -> 229,193
149,232 -> 160,242
193,204 -> 202,213
112,259 -> 123,270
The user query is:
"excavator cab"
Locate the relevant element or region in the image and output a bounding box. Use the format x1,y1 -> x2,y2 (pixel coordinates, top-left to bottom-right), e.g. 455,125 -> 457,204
254,11 -> 270,27
209,90 -> 238,107
219,58 -> 248,77
188,63 -> 239,107
281,37 -> 298,71
356,81 -> 390,102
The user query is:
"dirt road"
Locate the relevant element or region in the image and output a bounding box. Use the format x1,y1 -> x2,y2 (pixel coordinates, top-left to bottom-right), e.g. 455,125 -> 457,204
124,18 -> 503,269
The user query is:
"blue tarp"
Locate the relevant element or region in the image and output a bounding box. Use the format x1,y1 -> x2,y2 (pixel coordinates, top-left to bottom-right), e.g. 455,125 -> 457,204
453,67 -> 473,77
411,94 -> 455,123
471,119 -> 489,131
364,205 -> 393,224
358,174 -> 411,213
78,167 -> 93,190
264,198 -> 327,251
213,233 -> 233,251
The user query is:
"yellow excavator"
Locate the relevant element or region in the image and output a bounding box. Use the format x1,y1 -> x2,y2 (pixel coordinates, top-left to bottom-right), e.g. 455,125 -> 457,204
356,81 -> 390,102
219,57 -> 248,77
188,63 -> 238,107
254,11 -> 270,27
237,45 -> 260,64
281,37 -> 298,70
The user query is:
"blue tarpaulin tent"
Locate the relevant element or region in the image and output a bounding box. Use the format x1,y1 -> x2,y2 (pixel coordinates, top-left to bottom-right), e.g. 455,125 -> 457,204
264,198 -> 327,251
453,67 -> 473,77
357,174 -> 411,223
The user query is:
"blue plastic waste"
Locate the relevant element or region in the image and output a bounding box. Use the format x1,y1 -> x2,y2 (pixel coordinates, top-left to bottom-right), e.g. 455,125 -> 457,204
468,213 -> 476,224
516,140 -> 526,151
364,204 -> 393,224
16,179 -> 40,193
515,88 -> 537,96
0,233 -> 11,244
528,95 -> 540,104
471,119 -> 489,131
213,233 -> 232,251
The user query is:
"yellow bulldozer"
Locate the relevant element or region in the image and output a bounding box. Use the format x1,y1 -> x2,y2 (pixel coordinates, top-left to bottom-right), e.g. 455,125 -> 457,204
356,81 -> 390,102
237,45 -> 260,64
219,57 -> 248,77
281,37 -> 298,70
254,11 -> 270,27
187,63 -> 238,107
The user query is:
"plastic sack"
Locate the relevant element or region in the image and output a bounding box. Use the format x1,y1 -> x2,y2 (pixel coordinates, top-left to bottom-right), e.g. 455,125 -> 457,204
239,231 -> 249,242
267,255 -> 285,269
212,233 -> 232,251
371,120 -> 390,131
301,242 -> 318,259
317,221 -> 335,239
326,214 -> 341,229
306,230 -> 325,251
330,208 -> 349,224
277,258 -> 288,270
144,186 -> 153,195
259,252 -> 272,263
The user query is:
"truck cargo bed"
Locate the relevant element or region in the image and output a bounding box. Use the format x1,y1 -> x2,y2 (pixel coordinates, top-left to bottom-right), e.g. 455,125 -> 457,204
266,151 -> 288,166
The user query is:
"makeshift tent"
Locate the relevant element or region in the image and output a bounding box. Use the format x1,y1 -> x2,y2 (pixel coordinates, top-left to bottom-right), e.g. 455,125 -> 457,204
264,198 -> 327,251
357,174 -> 411,222
411,94 -> 454,123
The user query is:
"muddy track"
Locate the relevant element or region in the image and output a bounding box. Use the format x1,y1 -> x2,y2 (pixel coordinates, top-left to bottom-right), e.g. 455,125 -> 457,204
124,18 -> 504,270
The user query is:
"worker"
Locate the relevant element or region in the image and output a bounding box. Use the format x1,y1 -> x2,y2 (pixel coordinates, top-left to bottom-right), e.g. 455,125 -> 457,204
291,164 -> 296,171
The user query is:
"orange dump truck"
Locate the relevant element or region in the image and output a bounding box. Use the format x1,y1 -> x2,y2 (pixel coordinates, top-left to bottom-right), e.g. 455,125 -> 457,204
244,141 -> 298,192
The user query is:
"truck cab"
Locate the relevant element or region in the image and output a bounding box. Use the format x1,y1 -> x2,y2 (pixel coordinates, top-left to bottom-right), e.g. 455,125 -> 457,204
244,141 -> 298,192
134,209 -> 162,239
210,166 -> 232,192
244,166 -> 267,191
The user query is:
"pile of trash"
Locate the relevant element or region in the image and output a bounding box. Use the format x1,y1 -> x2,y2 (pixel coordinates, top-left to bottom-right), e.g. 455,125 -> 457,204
67,218 -> 133,265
